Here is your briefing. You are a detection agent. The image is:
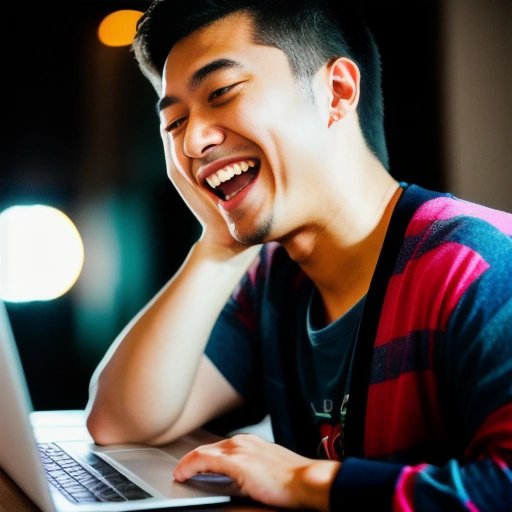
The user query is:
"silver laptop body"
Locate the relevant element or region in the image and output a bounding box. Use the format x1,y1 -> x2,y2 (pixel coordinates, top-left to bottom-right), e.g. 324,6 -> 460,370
0,300 -> 235,511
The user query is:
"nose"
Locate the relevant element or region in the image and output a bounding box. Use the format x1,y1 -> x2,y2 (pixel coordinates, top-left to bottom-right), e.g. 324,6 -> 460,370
183,113 -> 225,159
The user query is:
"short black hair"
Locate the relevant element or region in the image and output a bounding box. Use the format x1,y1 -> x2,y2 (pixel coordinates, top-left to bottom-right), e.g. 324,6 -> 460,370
133,0 -> 389,168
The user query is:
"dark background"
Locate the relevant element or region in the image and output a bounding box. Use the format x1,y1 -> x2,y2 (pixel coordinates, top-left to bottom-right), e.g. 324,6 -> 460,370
0,0 -> 478,410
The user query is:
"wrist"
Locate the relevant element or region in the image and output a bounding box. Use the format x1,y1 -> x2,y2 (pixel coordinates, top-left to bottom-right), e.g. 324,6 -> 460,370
193,236 -> 261,265
179,240 -> 261,300
295,460 -> 341,511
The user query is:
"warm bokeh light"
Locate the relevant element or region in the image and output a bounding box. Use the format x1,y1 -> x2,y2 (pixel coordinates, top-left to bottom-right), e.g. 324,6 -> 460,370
0,205 -> 85,302
97,10 -> 143,47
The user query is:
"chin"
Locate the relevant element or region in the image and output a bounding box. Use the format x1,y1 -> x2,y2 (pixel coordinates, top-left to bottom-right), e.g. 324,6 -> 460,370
230,214 -> 274,246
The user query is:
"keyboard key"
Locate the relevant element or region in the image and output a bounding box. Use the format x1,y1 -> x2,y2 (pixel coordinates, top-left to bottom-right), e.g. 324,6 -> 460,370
38,443 -> 151,503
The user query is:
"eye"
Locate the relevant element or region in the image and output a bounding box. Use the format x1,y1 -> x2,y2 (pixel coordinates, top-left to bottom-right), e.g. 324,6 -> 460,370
165,116 -> 187,133
208,85 -> 234,102
208,81 -> 245,103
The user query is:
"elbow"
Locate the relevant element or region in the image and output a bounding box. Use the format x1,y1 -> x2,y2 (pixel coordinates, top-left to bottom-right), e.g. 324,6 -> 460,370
85,380 -> 137,445
85,377 -> 121,445
85,394 -> 135,446
86,406 -> 121,446
85,402 -> 171,447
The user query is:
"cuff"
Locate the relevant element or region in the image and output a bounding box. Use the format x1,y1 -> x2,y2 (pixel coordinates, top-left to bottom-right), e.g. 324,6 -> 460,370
330,457 -> 404,511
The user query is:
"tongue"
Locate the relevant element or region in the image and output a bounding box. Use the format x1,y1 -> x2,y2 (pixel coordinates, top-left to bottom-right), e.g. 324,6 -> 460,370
217,169 -> 257,200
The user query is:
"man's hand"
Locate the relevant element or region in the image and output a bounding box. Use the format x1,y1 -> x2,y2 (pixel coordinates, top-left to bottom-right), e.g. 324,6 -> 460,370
163,136 -> 249,254
173,434 -> 341,511
168,164 -> 237,249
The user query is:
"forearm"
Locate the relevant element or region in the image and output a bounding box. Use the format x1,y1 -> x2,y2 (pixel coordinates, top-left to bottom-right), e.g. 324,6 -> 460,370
86,240 -> 260,444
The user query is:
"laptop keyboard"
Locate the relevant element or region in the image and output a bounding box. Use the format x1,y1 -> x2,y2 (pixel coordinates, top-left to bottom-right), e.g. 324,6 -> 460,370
38,442 -> 151,504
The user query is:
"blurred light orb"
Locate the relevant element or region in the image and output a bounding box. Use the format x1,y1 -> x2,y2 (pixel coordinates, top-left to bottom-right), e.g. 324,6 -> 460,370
97,10 -> 143,47
0,205 -> 85,302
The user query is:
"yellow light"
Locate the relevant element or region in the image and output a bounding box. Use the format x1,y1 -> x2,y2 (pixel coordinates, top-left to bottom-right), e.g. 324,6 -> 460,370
0,205 -> 85,302
97,10 -> 143,47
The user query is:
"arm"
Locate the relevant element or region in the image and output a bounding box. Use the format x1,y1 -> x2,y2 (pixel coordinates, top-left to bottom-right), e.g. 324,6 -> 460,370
86,240 -> 260,445
86,139 -> 261,445
172,289 -> 512,512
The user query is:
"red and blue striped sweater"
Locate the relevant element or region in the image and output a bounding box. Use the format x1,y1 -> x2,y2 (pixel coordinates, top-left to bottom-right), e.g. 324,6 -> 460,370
205,184 -> 512,511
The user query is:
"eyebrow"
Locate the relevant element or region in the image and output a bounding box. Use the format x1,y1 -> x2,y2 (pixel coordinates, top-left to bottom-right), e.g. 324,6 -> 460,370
157,58 -> 243,113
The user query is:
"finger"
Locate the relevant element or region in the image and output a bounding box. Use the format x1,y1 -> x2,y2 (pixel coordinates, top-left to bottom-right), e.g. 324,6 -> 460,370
173,444 -> 237,482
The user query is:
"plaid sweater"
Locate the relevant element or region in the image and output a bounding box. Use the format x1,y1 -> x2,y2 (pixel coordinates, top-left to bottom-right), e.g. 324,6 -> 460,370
205,184 -> 512,511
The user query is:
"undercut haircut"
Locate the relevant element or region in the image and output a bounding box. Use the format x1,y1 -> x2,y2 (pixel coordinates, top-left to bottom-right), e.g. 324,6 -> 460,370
133,0 -> 389,168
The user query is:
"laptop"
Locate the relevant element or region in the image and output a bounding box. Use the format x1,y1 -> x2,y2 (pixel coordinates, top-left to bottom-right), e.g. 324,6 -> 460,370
0,300 -> 239,511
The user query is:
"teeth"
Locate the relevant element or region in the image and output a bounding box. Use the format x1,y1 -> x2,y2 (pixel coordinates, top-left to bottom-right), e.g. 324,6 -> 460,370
206,160 -> 256,189
219,169 -> 230,182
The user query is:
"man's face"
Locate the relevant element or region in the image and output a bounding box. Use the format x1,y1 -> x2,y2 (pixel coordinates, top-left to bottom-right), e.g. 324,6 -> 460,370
159,12 -> 329,245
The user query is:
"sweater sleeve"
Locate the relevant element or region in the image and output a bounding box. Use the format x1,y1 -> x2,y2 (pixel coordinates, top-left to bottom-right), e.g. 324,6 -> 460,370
400,217 -> 512,512
330,458 -> 404,509
390,280 -> 512,511
330,450 -> 512,511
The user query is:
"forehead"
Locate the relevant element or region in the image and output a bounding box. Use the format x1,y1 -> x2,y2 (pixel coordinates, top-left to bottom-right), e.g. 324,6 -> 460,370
162,12 -> 282,91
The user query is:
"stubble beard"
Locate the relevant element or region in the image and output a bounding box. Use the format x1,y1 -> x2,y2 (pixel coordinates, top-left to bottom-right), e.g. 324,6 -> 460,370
229,212 -> 274,246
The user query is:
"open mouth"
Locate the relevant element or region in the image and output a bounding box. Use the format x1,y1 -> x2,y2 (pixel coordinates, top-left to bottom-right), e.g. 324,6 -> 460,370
204,159 -> 260,201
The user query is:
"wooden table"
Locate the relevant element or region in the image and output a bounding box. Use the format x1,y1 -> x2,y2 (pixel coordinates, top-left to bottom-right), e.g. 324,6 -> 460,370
0,468 -> 40,512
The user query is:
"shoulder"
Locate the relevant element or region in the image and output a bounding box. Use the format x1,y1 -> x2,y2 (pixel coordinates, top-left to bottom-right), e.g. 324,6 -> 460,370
399,187 -> 512,268
406,189 -> 512,242
386,188 -> 512,325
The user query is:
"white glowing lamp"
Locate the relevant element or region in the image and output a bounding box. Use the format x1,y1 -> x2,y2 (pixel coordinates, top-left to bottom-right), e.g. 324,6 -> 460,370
0,205 -> 85,302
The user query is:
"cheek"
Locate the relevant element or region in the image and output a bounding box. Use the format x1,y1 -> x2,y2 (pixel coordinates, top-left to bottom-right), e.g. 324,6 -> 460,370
161,132 -> 189,181
223,94 -> 290,157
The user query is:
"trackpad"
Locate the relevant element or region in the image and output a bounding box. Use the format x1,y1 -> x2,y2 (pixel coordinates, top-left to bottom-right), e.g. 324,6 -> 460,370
104,449 -> 236,498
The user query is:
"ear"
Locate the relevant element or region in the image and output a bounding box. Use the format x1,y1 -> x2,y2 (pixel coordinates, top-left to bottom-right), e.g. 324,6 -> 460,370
326,57 -> 360,128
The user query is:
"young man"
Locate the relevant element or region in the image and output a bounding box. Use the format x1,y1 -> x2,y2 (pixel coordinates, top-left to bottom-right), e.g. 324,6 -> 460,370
85,0 -> 512,510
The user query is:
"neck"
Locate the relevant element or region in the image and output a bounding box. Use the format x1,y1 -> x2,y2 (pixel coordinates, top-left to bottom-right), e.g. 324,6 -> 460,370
282,170 -> 401,323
